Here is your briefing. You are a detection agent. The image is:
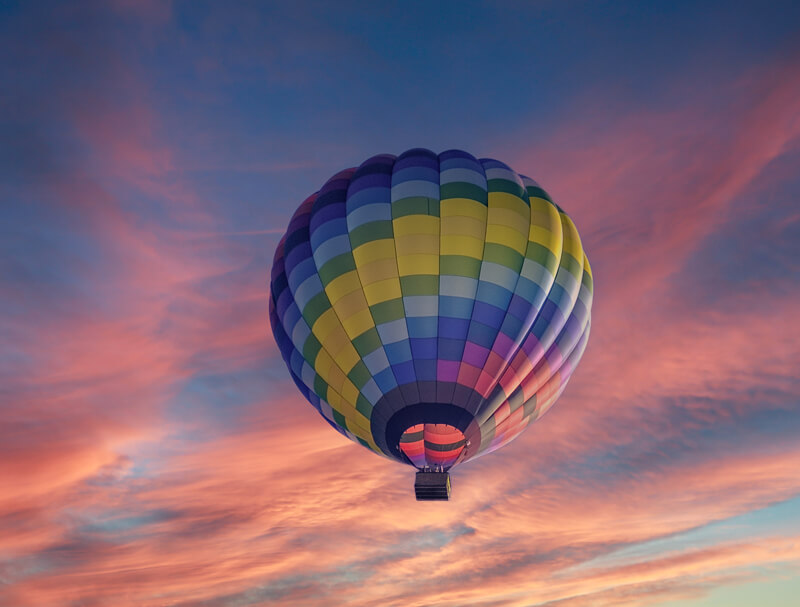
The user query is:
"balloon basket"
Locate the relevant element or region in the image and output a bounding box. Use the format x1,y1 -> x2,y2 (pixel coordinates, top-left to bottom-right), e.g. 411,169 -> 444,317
415,471 -> 451,501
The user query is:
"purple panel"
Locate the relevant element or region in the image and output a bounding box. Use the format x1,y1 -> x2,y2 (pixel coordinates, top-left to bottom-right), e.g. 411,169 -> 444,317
438,316 -> 469,339
392,361 -> 417,385
472,301 -> 506,328
463,342 -> 489,367
410,337 -> 437,359
414,359 -> 437,381
437,360 -> 459,382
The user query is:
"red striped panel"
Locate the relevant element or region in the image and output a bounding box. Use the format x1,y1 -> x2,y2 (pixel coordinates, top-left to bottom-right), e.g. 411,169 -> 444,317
399,423 -> 466,469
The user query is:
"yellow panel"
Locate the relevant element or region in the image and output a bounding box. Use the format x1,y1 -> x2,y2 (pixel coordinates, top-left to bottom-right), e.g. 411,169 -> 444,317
363,277 -> 402,304
395,236 -> 438,255
357,258 -> 399,285
529,220 -> 554,240
321,325 -> 349,357
441,198 -> 486,218
441,234 -> 484,257
531,225 -> 562,252
329,395 -> 357,421
313,352 -> 333,379
312,351 -> 360,414
327,338 -> 357,372
332,341 -> 360,373
530,209 -> 559,231
325,271 -> 363,304
346,412 -> 372,436
488,207 -> 529,228
333,288 -> 368,321
561,214 -> 584,260
439,215 -> 485,238
529,196 -> 554,212
393,215 -> 438,237
353,239 -> 396,264
327,391 -> 342,408
313,309 -> 344,344
396,255 -> 439,276
326,364 -> 347,393
342,308 -> 374,338
485,225 -> 527,251
321,385 -> 371,437
528,200 -> 561,258
340,381 -> 360,408
490,192 -> 529,213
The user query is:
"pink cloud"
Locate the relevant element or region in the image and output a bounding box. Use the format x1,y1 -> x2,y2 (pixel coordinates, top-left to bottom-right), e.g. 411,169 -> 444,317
508,50 -> 800,303
4,393 -> 798,607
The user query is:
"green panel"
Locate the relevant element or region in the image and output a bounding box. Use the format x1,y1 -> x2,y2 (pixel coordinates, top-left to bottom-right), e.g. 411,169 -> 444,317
351,327 -> 382,357
355,394 -> 372,418
440,255 -> 482,278
349,220 -> 393,249
487,178 -> 528,201
302,291 -> 331,326
318,253 -> 356,285
440,182 -> 488,204
370,298 -> 406,324
313,374 -> 328,399
392,196 -> 440,218
522,392 -> 539,417
527,186 -> 553,203
561,252 -> 583,279
392,197 -> 428,217
347,360 -> 371,389
302,335 -> 322,363
400,274 -> 439,295
582,270 -> 594,291
332,409 -> 347,428
483,242 -> 523,270
526,242 -> 559,272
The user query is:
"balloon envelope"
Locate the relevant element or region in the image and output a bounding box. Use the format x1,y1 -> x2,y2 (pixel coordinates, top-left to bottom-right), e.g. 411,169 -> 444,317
270,149 -> 592,473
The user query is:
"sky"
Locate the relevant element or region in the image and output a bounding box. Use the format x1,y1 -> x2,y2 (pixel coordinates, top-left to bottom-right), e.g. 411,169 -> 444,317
1,1 -> 799,606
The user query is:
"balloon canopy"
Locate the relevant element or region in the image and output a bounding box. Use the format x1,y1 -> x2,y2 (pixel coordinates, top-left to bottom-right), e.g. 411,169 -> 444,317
269,149 -> 592,497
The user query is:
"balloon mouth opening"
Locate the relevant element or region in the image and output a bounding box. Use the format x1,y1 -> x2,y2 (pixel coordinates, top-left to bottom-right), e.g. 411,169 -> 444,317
398,423 -> 467,470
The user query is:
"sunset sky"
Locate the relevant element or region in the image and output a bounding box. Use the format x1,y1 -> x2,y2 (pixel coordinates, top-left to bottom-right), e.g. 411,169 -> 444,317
2,1 -> 799,606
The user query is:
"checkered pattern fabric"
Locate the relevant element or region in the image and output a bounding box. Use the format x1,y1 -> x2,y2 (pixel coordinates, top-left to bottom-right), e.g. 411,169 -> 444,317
269,149 -> 592,469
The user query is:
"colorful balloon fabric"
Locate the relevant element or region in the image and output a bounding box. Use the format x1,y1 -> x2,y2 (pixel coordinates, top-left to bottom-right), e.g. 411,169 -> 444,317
269,149 -> 592,471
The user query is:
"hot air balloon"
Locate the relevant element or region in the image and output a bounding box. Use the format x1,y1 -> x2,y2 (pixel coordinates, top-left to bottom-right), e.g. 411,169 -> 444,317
269,149 -> 592,500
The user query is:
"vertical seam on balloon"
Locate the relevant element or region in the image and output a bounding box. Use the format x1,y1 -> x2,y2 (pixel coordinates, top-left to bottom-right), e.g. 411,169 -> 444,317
388,155 -> 419,413
497,262 -> 591,429
471,165 -> 532,413
505,180 -> 564,358
344,155 -> 407,455
479,210 -> 583,424
479,222 -> 589,434
425,152 -> 441,413
527,255 -> 593,397
423,152 -> 442,468
436,150 -> 488,422
300,175 -> 382,440
271,235 -> 378,452
485,316 -> 592,456
452,157 -> 489,404
461,158 -> 526,411
472,178 -> 560,423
